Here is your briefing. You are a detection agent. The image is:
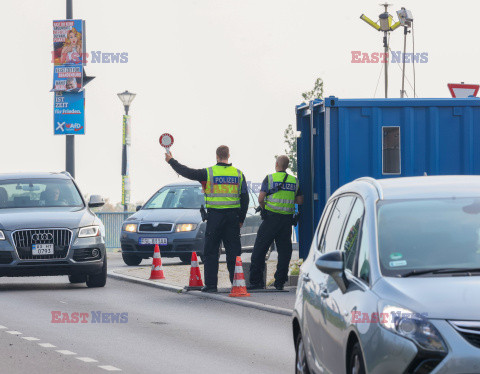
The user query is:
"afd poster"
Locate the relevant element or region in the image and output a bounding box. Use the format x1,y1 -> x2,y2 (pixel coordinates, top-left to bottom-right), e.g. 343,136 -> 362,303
52,19 -> 85,91
54,91 -> 85,135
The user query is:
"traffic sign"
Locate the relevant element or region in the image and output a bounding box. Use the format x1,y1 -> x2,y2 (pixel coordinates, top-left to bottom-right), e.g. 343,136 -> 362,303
159,133 -> 174,148
447,83 -> 480,98
159,133 -> 174,155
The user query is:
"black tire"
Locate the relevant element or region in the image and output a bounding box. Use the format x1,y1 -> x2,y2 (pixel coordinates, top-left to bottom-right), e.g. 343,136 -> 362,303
179,254 -> 191,264
295,332 -> 310,374
122,252 -> 142,266
348,342 -> 366,374
86,257 -> 107,288
68,274 -> 87,284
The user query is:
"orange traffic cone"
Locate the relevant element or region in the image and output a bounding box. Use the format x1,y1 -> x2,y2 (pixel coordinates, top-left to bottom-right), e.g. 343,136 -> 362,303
229,256 -> 250,297
186,252 -> 204,290
149,244 -> 165,280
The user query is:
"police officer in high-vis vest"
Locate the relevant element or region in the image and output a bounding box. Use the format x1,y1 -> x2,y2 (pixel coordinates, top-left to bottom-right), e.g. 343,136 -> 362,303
249,155 -> 303,290
165,145 -> 249,293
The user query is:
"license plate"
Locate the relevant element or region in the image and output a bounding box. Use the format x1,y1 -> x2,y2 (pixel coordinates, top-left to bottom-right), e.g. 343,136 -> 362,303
138,238 -> 168,246
32,244 -> 54,255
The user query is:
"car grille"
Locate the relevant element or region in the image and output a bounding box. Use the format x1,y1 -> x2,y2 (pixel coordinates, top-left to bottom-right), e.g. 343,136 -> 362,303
12,229 -> 72,260
449,320 -> 480,348
139,223 -> 173,232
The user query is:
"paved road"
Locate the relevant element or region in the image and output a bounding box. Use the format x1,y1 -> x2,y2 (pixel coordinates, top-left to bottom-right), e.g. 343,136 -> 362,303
108,248 -> 299,269
0,273 -> 295,373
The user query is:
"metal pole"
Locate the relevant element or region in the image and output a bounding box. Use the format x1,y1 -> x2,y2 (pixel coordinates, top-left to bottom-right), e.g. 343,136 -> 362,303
383,32 -> 388,98
400,26 -> 407,98
65,0 -> 75,177
122,106 -> 129,211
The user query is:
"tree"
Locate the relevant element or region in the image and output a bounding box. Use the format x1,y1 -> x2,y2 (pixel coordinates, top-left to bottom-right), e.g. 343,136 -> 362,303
282,124 -> 298,175
301,77 -> 324,102
279,78 -> 324,176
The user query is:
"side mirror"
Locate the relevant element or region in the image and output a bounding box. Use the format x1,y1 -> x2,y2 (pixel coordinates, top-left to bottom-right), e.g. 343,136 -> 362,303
88,195 -> 105,208
315,251 -> 349,293
136,205 -> 142,212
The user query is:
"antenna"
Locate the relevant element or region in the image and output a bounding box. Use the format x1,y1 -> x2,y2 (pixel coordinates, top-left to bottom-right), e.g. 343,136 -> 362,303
360,3 -> 401,98
396,7 -> 413,98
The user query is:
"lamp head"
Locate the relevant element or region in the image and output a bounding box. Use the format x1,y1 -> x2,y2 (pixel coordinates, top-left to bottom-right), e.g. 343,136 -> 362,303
117,90 -> 137,107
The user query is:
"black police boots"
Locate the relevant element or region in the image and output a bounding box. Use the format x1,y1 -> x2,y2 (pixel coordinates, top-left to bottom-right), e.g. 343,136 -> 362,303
201,286 -> 218,293
247,283 -> 265,291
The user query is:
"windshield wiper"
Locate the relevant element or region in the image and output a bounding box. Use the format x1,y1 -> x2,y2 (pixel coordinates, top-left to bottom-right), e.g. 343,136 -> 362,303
401,268 -> 480,277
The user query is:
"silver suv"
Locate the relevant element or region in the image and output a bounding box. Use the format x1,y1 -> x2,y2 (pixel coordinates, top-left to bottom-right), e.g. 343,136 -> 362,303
0,172 -> 107,287
294,176 -> 480,373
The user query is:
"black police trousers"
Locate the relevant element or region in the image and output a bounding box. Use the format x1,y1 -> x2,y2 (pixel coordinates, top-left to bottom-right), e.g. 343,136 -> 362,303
250,211 -> 293,287
203,209 -> 242,287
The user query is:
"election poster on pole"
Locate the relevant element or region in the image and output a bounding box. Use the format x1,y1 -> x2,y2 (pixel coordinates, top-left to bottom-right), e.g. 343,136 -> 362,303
52,19 -> 86,92
53,91 -> 85,135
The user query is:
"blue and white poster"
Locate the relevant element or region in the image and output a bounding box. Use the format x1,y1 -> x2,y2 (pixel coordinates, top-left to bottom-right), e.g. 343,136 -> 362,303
54,91 -> 85,135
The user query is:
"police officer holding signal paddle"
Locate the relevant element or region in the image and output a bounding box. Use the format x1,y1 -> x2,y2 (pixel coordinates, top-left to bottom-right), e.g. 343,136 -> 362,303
249,155 -> 303,290
165,145 -> 249,293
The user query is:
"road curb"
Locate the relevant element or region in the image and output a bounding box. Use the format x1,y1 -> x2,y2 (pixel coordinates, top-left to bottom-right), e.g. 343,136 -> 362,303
185,290 -> 293,316
107,271 -> 184,293
107,271 -> 293,317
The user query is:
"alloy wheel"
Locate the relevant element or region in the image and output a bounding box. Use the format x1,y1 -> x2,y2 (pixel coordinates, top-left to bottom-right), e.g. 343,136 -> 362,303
352,355 -> 360,374
296,336 -> 308,374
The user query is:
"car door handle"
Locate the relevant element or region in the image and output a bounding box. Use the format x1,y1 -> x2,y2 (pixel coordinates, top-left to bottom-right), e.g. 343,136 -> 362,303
320,288 -> 329,298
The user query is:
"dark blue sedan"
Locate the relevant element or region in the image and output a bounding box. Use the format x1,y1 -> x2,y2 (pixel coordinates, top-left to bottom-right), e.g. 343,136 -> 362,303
120,181 -> 262,265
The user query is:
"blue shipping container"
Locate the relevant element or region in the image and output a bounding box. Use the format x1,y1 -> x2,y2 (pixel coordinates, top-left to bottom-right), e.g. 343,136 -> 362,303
296,96 -> 480,258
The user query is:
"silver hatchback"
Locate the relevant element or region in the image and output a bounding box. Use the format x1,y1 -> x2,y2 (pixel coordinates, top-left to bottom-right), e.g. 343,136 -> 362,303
293,176 -> 480,374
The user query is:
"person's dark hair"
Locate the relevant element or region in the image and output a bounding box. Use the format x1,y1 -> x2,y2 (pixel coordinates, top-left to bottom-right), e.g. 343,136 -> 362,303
216,145 -> 230,160
277,155 -> 290,171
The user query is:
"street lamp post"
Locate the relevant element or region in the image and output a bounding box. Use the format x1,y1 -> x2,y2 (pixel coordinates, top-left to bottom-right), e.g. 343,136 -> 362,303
65,0 -> 75,177
117,90 -> 136,212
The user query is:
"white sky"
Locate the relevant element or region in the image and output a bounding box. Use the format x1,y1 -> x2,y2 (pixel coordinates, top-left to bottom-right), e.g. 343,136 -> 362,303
1,0 -> 478,204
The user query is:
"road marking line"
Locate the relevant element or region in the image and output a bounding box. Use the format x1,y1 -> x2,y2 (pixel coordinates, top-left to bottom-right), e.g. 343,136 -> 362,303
76,357 -> 98,363
0,325 -> 7,329
38,343 -> 56,348
6,331 -> 22,335
56,350 -> 76,355
22,337 -> 40,341
99,365 -> 122,371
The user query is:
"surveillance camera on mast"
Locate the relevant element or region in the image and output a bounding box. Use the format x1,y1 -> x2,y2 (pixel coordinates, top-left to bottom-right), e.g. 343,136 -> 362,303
397,7 -> 413,27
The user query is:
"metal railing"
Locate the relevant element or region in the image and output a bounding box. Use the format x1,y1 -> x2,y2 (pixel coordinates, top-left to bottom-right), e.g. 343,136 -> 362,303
96,212 -> 134,249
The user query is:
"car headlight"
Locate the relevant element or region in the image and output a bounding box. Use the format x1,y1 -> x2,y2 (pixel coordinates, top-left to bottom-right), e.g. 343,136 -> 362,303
78,226 -> 100,238
378,301 -> 447,352
123,223 -> 137,233
0,230 -> 5,240
175,223 -> 197,232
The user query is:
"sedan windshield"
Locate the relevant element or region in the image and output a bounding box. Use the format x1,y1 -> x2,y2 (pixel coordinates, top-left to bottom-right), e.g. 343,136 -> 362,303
377,198 -> 480,277
0,178 -> 84,208
144,186 -> 205,209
